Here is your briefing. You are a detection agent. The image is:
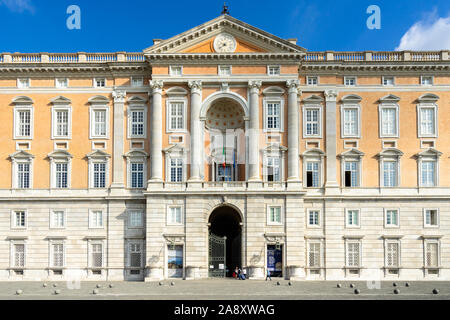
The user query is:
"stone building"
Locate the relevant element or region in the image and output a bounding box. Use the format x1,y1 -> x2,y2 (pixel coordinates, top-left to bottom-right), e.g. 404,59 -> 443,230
0,14 -> 449,281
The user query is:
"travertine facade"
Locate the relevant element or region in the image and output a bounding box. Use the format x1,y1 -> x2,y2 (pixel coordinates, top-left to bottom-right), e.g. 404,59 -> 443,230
0,15 -> 449,281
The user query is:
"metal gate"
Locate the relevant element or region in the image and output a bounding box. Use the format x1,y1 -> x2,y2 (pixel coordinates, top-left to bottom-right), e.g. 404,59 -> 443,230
208,233 -> 226,277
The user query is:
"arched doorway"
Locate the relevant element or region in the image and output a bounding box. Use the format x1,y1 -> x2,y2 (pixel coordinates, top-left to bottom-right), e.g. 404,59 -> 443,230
208,205 -> 242,277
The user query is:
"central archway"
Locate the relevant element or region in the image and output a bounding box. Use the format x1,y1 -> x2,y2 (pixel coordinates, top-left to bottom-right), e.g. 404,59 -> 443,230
208,205 -> 242,277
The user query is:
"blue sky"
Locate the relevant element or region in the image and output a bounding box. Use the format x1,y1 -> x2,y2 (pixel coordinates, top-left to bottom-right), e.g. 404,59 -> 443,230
0,0 -> 449,52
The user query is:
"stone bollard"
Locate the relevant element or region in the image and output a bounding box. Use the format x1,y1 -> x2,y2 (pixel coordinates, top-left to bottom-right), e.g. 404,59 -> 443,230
16,289 -> 23,295
337,283 -> 342,288
93,289 -> 99,295
54,289 -> 61,295
96,284 -> 101,288
109,284 -> 114,288
394,289 -> 400,294
432,288 -> 439,295
354,289 -> 360,294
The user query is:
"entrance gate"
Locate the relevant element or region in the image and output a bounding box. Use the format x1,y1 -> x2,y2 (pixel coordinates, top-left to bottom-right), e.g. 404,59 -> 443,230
208,233 -> 226,277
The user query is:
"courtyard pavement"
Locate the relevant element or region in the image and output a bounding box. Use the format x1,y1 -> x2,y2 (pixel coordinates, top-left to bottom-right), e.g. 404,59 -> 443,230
1,279 -> 449,300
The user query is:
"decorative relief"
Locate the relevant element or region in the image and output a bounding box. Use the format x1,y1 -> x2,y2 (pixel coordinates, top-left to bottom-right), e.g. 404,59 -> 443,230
248,80 -> 262,93
286,80 -> 301,95
324,89 -> 338,102
213,33 -> 237,53
188,80 -> 202,94
112,90 -> 126,103
149,80 -> 164,94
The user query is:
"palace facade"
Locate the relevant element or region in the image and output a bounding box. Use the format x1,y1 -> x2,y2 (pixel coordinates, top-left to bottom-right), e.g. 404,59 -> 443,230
1,14 -> 449,281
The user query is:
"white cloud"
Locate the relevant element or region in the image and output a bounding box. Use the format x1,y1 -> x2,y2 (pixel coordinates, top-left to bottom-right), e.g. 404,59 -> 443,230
0,0 -> 35,13
396,14 -> 450,51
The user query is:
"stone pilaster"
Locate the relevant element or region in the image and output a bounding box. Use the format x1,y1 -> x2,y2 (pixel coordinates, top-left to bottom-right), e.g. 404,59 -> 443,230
149,80 -> 164,184
110,90 -> 126,190
248,80 -> 262,182
188,80 -> 203,181
286,80 -> 301,188
324,89 -> 339,192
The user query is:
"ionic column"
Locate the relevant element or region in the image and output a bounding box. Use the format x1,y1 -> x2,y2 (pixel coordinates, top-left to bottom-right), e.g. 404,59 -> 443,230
324,89 -> 339,190
149,80 -> 164,182
188,80 -> 203,181
248,80 -> 262,181
111,90 -> 126,189
286,80 -> 301,182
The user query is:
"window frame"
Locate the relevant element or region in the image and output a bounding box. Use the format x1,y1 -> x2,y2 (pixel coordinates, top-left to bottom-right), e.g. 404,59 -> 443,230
10,240 -> 26,268
344,76 -> 357,86
307,239 -> 324,268
418,157 -> 439,188
166,98 -> 187,133
307,208 -> 321,228
218,65 -> 232,76
11,210 -> 27,230
17,78 -> 30,88
169,65 -> 183,76
89,209 -> 104,229
93,78 -> 106,88
131,77 -> 144,87
55,78 -> 68,88
51,159 -> 71,189
263,98 -> 284,132
50,209 -> 66,229
266,205 -> 283,226
423,238 -> 440,269
340,104 -> 361,138
423,208 -> 439,228
384,239 -> 401,268
11,156 -> 33,190
89,105 -> 110,139
306,76 -> 319,86
127,105 -> 148,139
417,103 -> 438,138
378,103 -> 399,138
167,205 -> 184,226
384,208 -> 400,228
89,159 -> 109,189
345,208 -> 361,228
342,159 -> 362,188
88,240 -> 105,269
49,240 -> 65,268
127,210 -> 144,229
382,76 -> 395,86
267,65 -> 281,76
51,105 -> 72,140
14,105 -> 34,140
345,239 -> 362,268
303,105 -> 322,138
420,76 -> 433,86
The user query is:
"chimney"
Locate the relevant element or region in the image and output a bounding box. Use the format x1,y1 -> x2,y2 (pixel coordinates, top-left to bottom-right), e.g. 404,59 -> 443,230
287,38 -> 297,45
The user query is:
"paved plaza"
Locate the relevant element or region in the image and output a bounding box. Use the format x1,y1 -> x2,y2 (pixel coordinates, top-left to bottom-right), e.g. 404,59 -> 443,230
2,279 -> 449,300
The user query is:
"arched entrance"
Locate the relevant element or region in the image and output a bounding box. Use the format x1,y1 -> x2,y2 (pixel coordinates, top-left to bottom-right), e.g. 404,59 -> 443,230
208,205 -> 242,277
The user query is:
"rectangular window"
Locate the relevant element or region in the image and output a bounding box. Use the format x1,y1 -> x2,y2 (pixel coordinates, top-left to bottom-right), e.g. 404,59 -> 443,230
268,65 -> 280,76
218,65 -> 231,76
381,107 -> 397,136
94,78 -> 106,87
129,242 -> 142,268
344,161 -> 359,187
17,163 -> 30,189
306,162 -> 320,187
266,102 -> 281,130
425,242 -> 439,267
130,110 -> 145,137
308,242 -> 321,267
169,158 -> 183,182
344,76 -> 356,86
13,243 -> 25,267
55,78 -> 68,88
343,108 -> 358,136
421,161 -> 436,187
13,211 -> 26,228
55,162 -> 68,188
55,110 -> 69,137
305,108 -> 320,136
308,210 -> 320,226
93,110 -> 107,137
131,77 -> 143,87
419,107 -> 436,136
51,211 -> 65,228
91,243 -> 103,268
17,78 -> 30,88
385,209 -> 399,227
307,76 -> 318,86
17,110 -> 31,138
386,242 -> 399,267
168,206 -> 182,225
93,162 -> 106,188
168,102 -> 185,131
424,209 -> 438,227
168,245 -> 183,278
268,206 -> 282,224
130,162 -> 144,188
383,76 -> 395,86
266,157 -> 281,182
52,243 -> 64,267
421,76 -> 433,85
169,66 -> 182,76
346,209 -> 360,227
346,242 -> 360,267
90,210 -> 103,228
128,211 -> 143,228
383,161 -> 398,187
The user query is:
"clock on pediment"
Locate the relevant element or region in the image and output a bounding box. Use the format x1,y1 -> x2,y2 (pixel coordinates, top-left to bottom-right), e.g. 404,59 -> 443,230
213,33 -> 237,53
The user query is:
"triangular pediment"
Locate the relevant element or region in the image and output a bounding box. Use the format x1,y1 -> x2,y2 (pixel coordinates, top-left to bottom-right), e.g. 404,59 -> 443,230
144,15 -> 306,54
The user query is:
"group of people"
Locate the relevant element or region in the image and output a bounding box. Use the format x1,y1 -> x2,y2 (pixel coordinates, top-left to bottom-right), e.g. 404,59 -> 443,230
232,267 -> 273,281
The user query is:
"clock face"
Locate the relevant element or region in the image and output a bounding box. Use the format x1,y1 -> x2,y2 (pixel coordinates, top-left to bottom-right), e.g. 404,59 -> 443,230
213,33 -> 237,53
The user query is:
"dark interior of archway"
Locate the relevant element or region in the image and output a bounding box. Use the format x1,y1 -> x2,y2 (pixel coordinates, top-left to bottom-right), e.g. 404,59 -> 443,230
209,206 -> 242,277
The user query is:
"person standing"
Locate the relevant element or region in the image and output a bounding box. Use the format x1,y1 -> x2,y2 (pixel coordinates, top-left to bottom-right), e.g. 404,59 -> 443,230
266,268 -> 272,281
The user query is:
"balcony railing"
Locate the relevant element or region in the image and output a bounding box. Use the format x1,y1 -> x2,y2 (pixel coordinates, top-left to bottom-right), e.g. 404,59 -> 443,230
305,50 -> 449,62
0,52 -> 146,63
150,181 -> 290,191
